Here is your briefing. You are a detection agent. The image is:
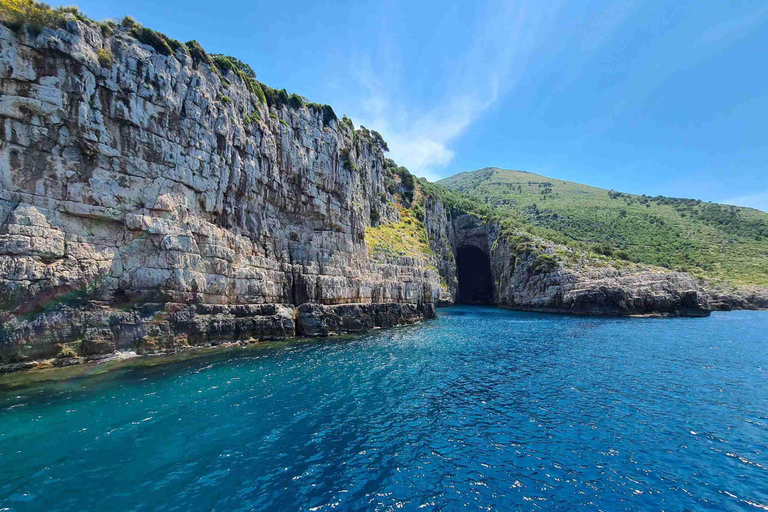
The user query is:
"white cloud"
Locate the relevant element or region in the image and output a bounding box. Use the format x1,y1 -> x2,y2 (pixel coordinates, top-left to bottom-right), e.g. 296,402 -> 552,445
351,78 -> 494,181
325,2 -> 766,182
336,0 -> 565,180
721,191 -> 768,213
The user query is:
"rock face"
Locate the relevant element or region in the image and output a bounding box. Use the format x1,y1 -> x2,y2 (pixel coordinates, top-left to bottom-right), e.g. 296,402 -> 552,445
296,302 -> 435,336
0,18 -> 723,371
490,235 -> 710,317
0,20 -> 440,366
706,288 -> 768,311
422,211 -> 711,317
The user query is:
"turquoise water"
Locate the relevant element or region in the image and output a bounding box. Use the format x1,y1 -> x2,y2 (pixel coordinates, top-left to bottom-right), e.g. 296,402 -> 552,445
1,307 -> 767,511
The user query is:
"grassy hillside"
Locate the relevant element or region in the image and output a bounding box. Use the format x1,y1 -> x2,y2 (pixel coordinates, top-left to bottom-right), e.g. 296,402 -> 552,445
365,205 -> 432,258
439,168 -> 768,288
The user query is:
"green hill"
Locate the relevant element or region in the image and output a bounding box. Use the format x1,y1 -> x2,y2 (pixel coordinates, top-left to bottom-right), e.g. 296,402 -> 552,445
438,167 -> 768,288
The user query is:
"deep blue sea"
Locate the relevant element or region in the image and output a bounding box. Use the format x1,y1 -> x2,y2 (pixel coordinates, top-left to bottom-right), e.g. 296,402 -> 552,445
1,307 -> 767,511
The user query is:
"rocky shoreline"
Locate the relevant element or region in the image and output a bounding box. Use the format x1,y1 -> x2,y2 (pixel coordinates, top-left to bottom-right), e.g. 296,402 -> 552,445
706,289 -> 768,311
0,17 -> 765,374
0,301 -> 434,373
4,291 -> 766,374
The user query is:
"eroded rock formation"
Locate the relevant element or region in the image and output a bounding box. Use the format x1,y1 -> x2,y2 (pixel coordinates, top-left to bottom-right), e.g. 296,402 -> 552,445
0,17 -> 724,371
424,212 -> 711,317
0,20 -> 440,367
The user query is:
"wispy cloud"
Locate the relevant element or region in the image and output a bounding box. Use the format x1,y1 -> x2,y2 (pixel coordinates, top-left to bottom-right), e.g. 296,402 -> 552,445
350,63 -> 495,181
721,191 -> 768,213
338,0 -> 564,180
332,1 -> 766,182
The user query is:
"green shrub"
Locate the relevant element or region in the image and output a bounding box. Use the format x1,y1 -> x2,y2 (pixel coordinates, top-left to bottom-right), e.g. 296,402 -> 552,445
244,111 -> 261,124
531,253 -> 557,273
412,202 -> 425,221
393,166 -> 415,205
218,95 -> 232,105
212,54 -> 241,78
261,85 -> 278,106
341,115 -> 354,131
247,79 -> 266,103
322,104 -> 337,125
614,250 -> 630,260
370,206 -> 380,225
100,20 -> 113,37
398,167 -> 415,190
340,147 -> 356,172
370,129 -> 389,151
130,25 -> 176,56
307,103 -> 337,126
121,15 -> 136,28
261,85 -> 292,109
0,0 -> 92,32
185,39 -> 214,67
288,93 -> 304,109
277,88 -> 289,106
210,54 -> 256,81
97,47 -> 113,67
590,243 -> 614,256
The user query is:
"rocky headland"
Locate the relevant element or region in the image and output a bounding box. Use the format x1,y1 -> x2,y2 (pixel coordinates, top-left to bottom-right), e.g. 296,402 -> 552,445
0,13 -> 759,372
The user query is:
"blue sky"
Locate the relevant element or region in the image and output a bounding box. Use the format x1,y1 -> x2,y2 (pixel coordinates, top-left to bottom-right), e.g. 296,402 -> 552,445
77,0 -> 767,211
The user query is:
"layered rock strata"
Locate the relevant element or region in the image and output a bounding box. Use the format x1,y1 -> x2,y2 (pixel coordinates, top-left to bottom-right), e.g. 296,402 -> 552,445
0,17 -> 731,372
706,288 -> 768,311
422,211 -> 711,317
0,20 -> 440,367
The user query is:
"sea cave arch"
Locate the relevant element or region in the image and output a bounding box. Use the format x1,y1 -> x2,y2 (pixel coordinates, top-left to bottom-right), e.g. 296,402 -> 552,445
456,245 -> 494,305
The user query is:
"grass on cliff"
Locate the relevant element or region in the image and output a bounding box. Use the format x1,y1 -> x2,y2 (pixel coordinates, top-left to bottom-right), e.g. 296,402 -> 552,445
0,0 -> 92,31
438,167 -> 768,288
0,0 -> 342,127
365,206 -> 432,258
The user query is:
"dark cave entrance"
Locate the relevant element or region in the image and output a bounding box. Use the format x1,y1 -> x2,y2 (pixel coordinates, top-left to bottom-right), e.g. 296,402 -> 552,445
456,245 -> 494,305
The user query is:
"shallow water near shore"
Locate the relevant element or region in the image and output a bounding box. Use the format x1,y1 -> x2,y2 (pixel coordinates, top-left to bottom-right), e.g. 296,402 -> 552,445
1,306 -> 767,511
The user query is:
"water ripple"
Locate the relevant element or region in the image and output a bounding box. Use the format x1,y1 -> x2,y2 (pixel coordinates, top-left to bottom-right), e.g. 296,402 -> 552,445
0,307 -> 767,511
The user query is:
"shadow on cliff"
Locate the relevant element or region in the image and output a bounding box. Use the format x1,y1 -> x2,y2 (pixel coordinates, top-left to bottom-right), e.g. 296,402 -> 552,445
456,245 -> 494,305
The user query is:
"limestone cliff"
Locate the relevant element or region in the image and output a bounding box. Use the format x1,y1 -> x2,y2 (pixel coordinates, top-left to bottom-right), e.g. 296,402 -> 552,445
0,15 -> 718,372
0,18 -> 440,367
421,204 -> 711,317
706,288 -> 768,311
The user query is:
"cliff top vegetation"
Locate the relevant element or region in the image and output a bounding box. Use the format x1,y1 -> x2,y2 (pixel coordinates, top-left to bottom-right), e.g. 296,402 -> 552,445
0,0 -> 341,126
439,167 -> 768,287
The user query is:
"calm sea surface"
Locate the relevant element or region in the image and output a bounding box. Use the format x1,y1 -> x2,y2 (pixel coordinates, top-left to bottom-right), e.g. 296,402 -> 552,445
1,307 -> 767,511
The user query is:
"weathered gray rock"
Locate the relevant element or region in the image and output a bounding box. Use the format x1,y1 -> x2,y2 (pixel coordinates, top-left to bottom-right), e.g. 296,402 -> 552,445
422,211 -> 711,317
706,288 -> 768,311
491,235 -> 710,317
0,18 -> 724,372
0,20 -> 440,366
296,302 -> 434,336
